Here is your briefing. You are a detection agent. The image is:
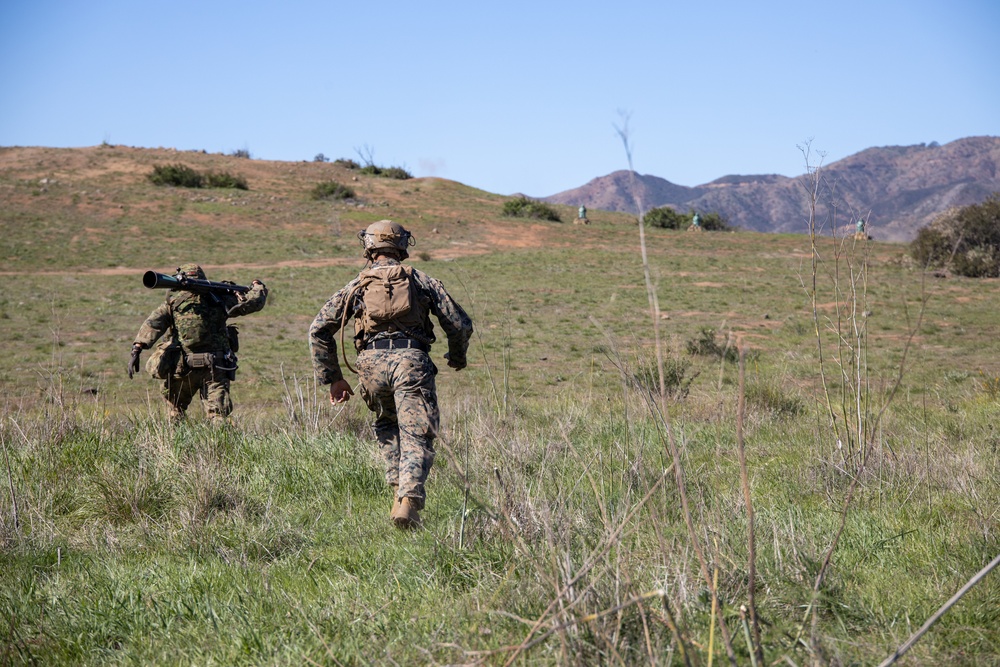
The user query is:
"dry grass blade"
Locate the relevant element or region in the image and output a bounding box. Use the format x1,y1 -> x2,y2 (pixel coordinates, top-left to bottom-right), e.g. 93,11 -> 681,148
877,552 -> 1000,667
615,112 -> 738,666
736,345 -> 764,665
501,463 -> 673,666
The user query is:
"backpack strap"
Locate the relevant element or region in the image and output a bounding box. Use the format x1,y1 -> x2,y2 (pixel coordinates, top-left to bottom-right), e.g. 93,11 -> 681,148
338,279 -> 371,376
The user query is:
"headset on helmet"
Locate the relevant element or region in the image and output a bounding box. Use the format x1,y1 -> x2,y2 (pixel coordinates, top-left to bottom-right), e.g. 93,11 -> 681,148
358,220 -> 415,260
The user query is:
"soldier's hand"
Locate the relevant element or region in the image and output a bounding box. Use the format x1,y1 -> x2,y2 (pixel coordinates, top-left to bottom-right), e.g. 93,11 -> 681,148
329,379 -> 354,404
445,353 -> 467,371
127,344 -> 142,379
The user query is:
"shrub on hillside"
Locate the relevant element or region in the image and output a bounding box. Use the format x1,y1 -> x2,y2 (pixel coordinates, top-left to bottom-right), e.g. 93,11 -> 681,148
644,206 -> 687,229
381,166 -> 413,180
311,180 -> 355,201
695,211 -> 734,231
148,163 -> 204,188
685,327 -> 751,363
643,207 -> 733,231
502,196 -> 562,222
334,158 -> 360,170
910,194 -> 1000,276
635,357 -> 698,399
746,379 -> 803,417
355,164 -> 412,180
148,164 -> 248,190
204,171 -> 248,190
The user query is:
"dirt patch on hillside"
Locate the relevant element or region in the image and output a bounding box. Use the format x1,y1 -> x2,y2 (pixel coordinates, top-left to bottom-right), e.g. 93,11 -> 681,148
488,222 -> 557,249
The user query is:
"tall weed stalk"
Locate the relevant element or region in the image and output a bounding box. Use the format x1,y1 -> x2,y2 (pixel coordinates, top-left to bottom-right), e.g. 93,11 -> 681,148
615,114 -> 739,665
797,140 -> 926,658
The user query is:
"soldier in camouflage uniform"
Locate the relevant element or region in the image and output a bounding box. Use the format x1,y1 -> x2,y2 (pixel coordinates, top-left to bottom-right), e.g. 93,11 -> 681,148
309,220 -> 473,529
128,264 -> 268,423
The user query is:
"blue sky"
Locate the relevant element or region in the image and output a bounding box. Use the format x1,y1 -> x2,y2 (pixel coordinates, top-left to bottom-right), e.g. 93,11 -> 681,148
1,0 -> 997,197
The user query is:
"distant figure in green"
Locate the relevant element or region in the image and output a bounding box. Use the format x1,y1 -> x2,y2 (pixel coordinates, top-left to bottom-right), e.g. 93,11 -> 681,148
692,212 -> 702,228
856,217 -> 866,234
578,205 -> 587,220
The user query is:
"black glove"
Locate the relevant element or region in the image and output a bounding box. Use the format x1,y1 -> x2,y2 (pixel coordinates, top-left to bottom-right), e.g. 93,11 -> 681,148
445,352 -> 466,371
128,344 -> 142,379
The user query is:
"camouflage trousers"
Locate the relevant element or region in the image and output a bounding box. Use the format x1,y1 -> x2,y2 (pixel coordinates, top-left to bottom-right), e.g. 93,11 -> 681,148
162,368 -> 232,423
356,348 -> 439,510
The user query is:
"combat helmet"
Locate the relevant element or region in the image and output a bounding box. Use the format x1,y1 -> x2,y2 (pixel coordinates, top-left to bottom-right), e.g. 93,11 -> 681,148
358,220 -> 414,260
177,263 -> 206,279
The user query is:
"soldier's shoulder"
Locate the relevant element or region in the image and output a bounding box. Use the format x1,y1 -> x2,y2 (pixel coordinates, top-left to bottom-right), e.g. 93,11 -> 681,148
166,291 -> 192,307
408,265 -> 443,286
325,275 -> 363,305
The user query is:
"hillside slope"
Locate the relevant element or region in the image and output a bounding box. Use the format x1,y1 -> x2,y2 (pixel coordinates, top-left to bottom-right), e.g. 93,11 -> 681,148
0,144 -> 636,274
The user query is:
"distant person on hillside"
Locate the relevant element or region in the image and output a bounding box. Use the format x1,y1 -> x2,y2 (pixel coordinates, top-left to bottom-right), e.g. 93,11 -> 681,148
127,263 -> 268,423
309,220 -> 473,529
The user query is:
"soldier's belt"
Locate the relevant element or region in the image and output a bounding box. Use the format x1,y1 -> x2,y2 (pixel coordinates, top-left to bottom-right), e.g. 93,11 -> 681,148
186,351 -> 230,369
364,338 -> 429,353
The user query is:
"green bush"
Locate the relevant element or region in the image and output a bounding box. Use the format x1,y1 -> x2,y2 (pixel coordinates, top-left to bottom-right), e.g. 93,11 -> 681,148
382,166 -> 412,180
745,380 -> 803,417
643,207 -> 733,231
336,154 -> 411,180
685,327 -> 746,363
687,327 -> 725,357
502,196 -> 562,222
635,357 -> 698,399
204,171 -> 248,190
311,180 -> 355,201
148,164 -> 248,190
148,163 -> 204,188
911,195 -> 1000,277
695,211 -> 733,231
644,206 -> 687,229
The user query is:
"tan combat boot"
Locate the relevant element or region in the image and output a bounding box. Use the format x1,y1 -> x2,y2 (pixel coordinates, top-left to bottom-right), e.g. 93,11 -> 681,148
390,497 -> 420,529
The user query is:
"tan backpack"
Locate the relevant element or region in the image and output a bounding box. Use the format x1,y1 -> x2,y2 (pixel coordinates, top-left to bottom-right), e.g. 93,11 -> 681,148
339,265 -> 429,373
354,264 -> 427,338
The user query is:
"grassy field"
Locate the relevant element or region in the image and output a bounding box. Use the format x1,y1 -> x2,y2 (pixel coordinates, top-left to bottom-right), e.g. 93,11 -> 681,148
1,146 -> 998,665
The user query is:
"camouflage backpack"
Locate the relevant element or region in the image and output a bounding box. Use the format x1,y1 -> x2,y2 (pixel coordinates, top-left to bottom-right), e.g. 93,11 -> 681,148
352,264 -> 428,341
168,291 -> 230,353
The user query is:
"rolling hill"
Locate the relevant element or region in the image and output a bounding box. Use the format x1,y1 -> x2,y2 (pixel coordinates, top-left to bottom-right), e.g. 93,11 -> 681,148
543,136 -> 1000,241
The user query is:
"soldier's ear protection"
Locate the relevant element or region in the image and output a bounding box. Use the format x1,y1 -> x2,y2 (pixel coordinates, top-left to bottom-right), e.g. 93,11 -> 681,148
356,229 -> 416,250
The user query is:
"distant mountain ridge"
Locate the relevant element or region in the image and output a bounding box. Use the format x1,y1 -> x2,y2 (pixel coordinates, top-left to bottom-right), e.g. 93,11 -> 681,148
542,136 -> 1000,241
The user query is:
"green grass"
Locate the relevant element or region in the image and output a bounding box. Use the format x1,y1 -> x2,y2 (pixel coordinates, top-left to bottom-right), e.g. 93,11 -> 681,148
1,146 -> 999,665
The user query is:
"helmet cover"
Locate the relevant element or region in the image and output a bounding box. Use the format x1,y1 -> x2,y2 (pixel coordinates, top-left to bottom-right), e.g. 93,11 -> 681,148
177,263 -> 206,279
358,220 -> 414,259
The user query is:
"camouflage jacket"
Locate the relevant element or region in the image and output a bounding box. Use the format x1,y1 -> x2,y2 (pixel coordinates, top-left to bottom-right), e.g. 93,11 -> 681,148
309,258 -> 473,385
134,282 -> 268,354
